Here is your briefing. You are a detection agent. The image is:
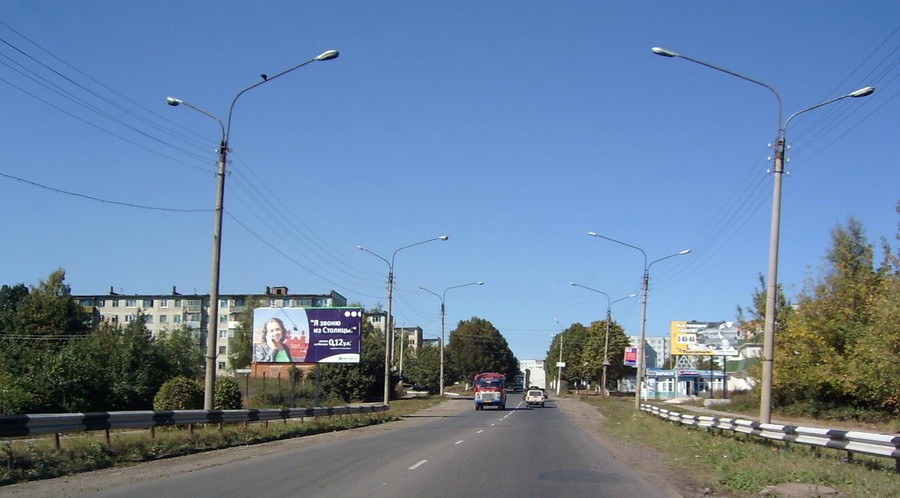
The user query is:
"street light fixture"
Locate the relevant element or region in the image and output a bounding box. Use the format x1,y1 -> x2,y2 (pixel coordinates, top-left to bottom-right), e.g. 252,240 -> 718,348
652,46 -> 874,423
168,49 -> 339,410
588,232 -> 690,410
570,283 -> 637,397
358,235 -> 449,405
420,281 -> 484,396
554,318 -> 565,396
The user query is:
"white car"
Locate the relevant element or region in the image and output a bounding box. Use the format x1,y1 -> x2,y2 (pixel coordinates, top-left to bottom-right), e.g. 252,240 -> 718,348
525,389 -> 546,408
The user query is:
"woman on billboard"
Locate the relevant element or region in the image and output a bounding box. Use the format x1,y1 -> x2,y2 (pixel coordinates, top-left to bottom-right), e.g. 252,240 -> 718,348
253,317 -> 293,363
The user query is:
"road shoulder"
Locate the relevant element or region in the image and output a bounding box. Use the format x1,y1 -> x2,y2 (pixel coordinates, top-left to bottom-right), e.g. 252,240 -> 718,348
555,396 -> 703,498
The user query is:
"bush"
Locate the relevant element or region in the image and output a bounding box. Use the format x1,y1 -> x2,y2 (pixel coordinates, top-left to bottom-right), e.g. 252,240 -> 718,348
153,377 -> 203,411
214,377 -> 243,410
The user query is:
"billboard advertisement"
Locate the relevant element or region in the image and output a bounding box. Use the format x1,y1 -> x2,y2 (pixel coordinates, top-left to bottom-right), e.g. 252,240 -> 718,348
624,347 -> 638,366
252,307 -> 362,364
670,321 -> 739,357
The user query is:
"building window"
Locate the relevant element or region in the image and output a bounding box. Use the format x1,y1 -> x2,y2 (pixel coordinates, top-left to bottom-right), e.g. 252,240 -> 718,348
111,300 -> 119,307
160,299 -> 168,308
145,315 -> 154,324
174,315 -> 182,324
174,299 -> 182,307
218,346 -> 227,354
219,299 -> 228,308
97,299 -> 105,307
219,330 -> 227,338
108,315 -> 118,323
159,315 -> 168,324
218,361 -> 226,370
186,299 -> 201,307
219,314 -> 227,323
234,297 -> 245,307
126,299 -> 137,307
143,299 -> 153,307
125,314 -> 137,323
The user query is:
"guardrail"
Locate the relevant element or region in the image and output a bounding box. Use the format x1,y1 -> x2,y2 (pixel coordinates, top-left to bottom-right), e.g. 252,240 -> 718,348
641,404 -> 900,473
0,403 -> 389,447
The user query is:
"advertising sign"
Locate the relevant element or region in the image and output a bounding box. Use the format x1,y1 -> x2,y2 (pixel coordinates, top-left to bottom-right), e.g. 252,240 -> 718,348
624,347 -> 638,366
670,321 -> 739,357
252,307 -> 362,364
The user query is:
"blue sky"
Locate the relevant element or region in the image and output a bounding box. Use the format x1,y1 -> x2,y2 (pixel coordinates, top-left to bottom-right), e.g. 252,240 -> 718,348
2,2 -> 897,361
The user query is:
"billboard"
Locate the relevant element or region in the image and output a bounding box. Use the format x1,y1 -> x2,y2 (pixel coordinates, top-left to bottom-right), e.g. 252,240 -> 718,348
670,321 -> 739,357
252,307 -> 362,364
624,347 -> 638,366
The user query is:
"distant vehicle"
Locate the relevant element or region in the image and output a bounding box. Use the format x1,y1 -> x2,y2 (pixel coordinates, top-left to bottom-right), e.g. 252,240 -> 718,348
473,372 -> 507,410
525,388 -> 546,408
513,375 -> 524,392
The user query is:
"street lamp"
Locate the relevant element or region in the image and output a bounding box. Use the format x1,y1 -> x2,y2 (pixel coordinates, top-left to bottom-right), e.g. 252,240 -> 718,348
588,232 -> 690,410
570,283 -> 637,397
554,318 -> 566,396
420,281 -> 484,396
358,235 -> 449,405
167,49 -> 338,410
652,46 -> 874,423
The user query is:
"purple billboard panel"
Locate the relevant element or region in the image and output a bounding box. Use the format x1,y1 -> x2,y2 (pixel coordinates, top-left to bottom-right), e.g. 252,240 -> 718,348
252,307 -> 362,364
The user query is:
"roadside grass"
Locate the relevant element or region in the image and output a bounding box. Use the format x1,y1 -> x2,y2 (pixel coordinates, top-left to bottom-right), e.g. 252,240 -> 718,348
0,398 -> 438,487
581,396 -> 899,497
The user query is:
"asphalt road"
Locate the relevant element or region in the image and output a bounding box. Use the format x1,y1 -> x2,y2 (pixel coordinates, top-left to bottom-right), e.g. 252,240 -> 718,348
2,394 -> 676,498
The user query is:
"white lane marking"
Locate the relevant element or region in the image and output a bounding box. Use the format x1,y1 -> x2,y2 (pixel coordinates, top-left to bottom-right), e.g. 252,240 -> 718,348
476,429 -> 484,434
409,459 -> 428,470
454,440 -> 464,445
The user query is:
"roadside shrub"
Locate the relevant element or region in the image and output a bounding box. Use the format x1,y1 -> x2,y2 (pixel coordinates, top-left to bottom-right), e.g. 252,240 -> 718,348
214,377 -> 243,410
153,376 -> 203,411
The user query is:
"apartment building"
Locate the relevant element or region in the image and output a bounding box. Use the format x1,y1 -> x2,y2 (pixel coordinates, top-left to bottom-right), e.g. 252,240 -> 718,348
627,335 -> 670,368
74,285 -> 347,375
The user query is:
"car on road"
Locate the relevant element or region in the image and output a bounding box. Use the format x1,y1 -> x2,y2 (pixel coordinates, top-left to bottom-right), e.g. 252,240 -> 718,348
524,388 -> 546,408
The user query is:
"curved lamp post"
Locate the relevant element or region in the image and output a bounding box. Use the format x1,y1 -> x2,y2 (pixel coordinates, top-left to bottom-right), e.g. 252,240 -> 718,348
420,281 -> 484,396
588,232 -> 690,409
167,49 -> 339,410
358,235 -> 449,404
652,46 -> 874,423
570,283 -> 637,397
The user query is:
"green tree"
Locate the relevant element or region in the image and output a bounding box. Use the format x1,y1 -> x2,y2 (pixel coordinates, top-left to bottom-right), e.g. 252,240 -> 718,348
13,269 -> 90,340
447,317 -> 517,384
227,296 -> 261,372
774,217 -> 895,412
546,322 -> 589,388
0,283 -> 28,336
318,318 -> 385,402
403,345 -> 441,393
736,272 -> 792,340
579,319 -> 631,391
155,326 -> 204,380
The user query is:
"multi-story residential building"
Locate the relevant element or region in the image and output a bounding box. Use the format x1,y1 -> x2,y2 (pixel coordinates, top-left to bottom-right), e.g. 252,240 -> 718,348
74,285 -> 346,375
396,326 -> 424,352
627,335 -> 669,369
365,311 -> 388,335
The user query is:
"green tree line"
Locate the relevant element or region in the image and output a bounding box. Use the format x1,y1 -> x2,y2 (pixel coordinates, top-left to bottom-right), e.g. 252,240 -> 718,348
0,269 -> 518,414
0,270 -> 203,414
743,207 -> 900,417
547,319 -> 633,391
